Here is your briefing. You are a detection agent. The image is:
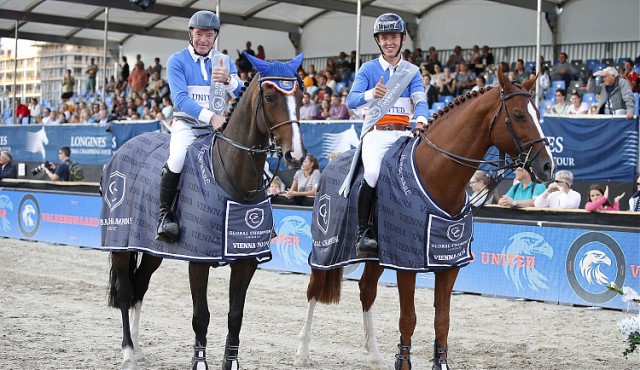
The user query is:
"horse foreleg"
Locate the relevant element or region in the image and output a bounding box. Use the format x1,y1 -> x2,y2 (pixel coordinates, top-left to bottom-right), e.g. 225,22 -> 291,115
359,261 -> 386,370
110,252 -> 137,370
129,254 -> 163,362
395,271 -> 417,370
294,298 -> 317,367
222,259 -> 258,370
432,267 -> 460,370
189,262 -> 211,370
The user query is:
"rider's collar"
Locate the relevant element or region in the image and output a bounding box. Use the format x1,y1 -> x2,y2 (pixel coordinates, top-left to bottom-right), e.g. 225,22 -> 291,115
188,44 -> 213,62
378,54 -> 403,71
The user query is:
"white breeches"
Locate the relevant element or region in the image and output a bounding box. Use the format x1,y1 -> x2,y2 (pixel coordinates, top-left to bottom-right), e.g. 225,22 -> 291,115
361,129 -> 412,187
166,120 -> 198,173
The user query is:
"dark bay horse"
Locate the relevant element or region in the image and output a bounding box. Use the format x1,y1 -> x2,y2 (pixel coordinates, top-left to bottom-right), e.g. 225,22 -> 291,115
295,68 -> 554,370
101,54 -> 306,369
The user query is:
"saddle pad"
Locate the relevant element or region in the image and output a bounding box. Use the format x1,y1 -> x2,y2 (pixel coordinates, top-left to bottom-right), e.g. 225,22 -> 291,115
100,132 -> 273,263
310,136 -> 473,272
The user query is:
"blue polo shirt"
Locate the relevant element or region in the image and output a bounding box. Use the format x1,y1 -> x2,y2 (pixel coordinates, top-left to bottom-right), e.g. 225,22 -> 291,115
505,181 -> 546,201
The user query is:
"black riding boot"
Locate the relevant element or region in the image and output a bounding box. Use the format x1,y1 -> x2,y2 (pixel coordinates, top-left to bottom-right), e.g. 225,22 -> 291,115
355,180 -> 378,258
156,165 -> 181,242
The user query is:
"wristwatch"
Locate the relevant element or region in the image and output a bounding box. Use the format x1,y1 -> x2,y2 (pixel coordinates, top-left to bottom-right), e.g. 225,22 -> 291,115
223,75 -> 231,85
511,199 -> 517,207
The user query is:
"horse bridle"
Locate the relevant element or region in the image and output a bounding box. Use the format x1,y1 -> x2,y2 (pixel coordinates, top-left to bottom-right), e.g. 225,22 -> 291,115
421,87 -> 548,172
213,75 -> 302,201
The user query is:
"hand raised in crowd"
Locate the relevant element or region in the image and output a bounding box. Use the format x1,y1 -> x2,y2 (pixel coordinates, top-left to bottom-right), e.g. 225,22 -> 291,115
614,192 -> 626,204
212,59 -> 230,84
372,76 -> 386,99
546,181 -> 563,193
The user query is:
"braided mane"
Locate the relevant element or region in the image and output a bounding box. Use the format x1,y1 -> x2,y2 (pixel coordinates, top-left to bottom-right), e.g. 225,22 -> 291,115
426,86 -> 494,126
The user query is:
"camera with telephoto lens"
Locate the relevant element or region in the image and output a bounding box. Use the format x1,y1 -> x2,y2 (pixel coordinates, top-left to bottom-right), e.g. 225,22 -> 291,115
31,161 -> 52,176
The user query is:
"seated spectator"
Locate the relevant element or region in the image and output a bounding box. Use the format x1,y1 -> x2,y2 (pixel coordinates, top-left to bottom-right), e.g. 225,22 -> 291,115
41,108 -> 52,124
0,150 -> 18,179
585,184 -> 624,212
629,174 -> 640,212
478,45 -> 495,71
439,67 -> 456,97
299,92 -> 316,120
311,73 -> 332,104
468,170 -> 498,207
455,62 -> 475,94
431,63 -> 445,89
620,59 -> 639,93
533,170 -> 581,209
446,45 -> 465,70
566,91 -> 589,114
550,52 -> 579,89
314,98 -> 331,120
422,74 -> 439,108
472,75 -> 487,92
161,97 -> 174,121
588,67 -> 636,119
498,167 -> 546,208
513,59 -> 527,83
329,94 -> 349,120
284,154 -> 320,205
267,176 -> 284,196
547,88 -> 569,114
425,46 -> 442,74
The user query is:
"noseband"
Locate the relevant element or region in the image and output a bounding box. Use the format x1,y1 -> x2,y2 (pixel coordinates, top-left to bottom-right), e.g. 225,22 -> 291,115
213,75 -> 301,201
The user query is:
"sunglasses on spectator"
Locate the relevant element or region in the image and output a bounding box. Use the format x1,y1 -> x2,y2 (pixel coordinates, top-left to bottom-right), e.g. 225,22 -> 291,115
554,179 -> 565,183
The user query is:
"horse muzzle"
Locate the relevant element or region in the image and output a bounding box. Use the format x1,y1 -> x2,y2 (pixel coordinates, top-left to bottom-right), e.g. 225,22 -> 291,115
284,148 -> 306,169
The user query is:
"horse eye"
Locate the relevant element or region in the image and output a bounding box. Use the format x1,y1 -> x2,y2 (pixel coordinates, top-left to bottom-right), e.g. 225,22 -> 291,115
264,95 -> 274,103
513,112 -> 525,120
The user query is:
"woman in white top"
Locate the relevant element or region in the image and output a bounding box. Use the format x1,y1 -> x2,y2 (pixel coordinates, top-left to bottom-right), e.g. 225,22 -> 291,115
629,173 -> 640,212
534,170 -> 582,209
468,170 -> 497,207
284,154 -> 320,205
547,88 -> 570,114
566,91 -> 589,115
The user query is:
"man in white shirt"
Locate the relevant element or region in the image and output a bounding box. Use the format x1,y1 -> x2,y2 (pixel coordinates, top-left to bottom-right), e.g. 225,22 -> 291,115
534,170 -> 581,209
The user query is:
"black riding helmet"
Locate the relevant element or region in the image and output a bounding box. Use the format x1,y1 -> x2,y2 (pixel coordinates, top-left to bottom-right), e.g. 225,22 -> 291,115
373,13 -> 406,58
188,10 -> 220,56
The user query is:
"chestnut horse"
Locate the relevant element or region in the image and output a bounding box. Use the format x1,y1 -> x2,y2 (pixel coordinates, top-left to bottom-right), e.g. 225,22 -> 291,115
102,54 -> 306,369
295,68 -> 554,370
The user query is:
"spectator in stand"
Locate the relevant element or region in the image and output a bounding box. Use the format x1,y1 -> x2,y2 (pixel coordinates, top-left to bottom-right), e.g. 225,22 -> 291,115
588,67 -> 636,119
15,98 -> 30,124
439,66 -> 456,97
115,74 -> 128,98
96,109 -> 111,124
314,97 -> 331,120
41,108 -> 52,124
47,110 -> 61,125
621,59 -> 639,93
547,88 -> 569,114
161,96 -> 174,121
585,184 -> 624,212
152,57 -> 162,78
629,174 -> 640,212
479,45 -> 495,70
128,61 -> 149,95
28,98 -> 41,124
329,93 -> 349,120
312,73 -> 332,104
0,150 -> 17,179
467,45 -> 481,71
135,54 -> 144,70
324,58 -> 337,78
472,75 -> 487,92
468,170 -> 498,207
498,167 -> 546,208
106,75 -> 116,95
267,176 -> 284,196
256,45 -> 266,60
551,52 -> 579,90
445,45 -> 465,70
299,92 -> 316,120
337,51 -> 351,82
425,46 -> 442,74
325,70 -> 337,93
307,64 -> 317,79
120,56 -> 130,81
61,69 -> 75,101
534,170 -> 581,209
85,57 -> 98,96
422,74 -> 438,109
514,59 -> 527,83
412,48 -> 424,67
455,62 -> 475,94
284,154 -> 320,205
79,108 -> 91,123
431,63 -> 445,89
567,91 -> 589,115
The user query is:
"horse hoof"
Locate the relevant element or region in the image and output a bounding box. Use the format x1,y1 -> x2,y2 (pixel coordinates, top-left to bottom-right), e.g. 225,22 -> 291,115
121,359 -> 138,370
221,359 -> 239,370
134,348 -> 145,361
293,355 -> 310,367
191,360 -> 208,370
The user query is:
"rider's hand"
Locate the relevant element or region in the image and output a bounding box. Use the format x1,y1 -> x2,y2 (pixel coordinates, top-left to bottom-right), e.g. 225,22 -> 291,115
210,114 -> 226,131
212,59 -> 229,85
373,76 -> 386,99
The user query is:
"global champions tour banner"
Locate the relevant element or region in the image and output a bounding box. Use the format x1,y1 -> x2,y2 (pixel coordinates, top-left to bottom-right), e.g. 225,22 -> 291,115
0,121 -> 160,166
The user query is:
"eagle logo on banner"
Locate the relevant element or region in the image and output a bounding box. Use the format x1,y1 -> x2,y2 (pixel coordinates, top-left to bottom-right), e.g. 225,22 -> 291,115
245,207 -> 264,229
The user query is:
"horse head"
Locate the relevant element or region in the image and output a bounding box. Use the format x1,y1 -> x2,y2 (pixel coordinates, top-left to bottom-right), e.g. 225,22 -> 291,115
493,65 -> 554,183
242,52 -> 307,168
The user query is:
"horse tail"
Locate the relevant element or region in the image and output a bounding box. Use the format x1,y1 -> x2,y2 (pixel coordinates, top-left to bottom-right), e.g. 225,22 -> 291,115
107,252 -> 139,308
307,267 -> 343,305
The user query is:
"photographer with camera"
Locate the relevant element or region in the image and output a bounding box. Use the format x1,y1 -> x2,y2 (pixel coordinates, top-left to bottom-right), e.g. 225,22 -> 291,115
39,146 -> 83,182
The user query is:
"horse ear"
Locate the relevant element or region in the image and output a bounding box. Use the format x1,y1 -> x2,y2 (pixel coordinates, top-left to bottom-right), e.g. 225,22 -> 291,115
522,74 -> 537,92
287,53 -> 304,73
497,64 -> 514,93
244,51 -> 270,76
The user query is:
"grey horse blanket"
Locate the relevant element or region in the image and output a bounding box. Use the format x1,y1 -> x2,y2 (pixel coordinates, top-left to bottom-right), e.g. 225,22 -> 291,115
99,132 -> 273,263
310,136 -> 473,272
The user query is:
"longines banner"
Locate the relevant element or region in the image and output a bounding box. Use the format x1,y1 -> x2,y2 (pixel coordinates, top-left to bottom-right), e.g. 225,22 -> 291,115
0,121 -> 160,165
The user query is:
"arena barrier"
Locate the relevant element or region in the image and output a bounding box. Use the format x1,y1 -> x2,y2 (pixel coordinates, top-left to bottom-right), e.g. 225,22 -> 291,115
0,181 -> 637,311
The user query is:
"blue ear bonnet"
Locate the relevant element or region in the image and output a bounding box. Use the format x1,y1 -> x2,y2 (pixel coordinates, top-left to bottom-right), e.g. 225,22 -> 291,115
243,52 -> 304,94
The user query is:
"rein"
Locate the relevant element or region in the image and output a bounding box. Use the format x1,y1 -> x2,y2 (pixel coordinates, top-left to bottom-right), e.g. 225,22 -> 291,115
213,76 -> 300,202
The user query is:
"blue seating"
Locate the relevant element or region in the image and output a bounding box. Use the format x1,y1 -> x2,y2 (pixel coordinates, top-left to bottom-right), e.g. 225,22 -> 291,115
551,80 -> 566,91
635,92 -> 639,115
544,90 -> 557,102
591,63 -> 607,73
586,59 -> 599,69
439,95 -> 453,103
582,93 -> 597,105
431,102 -> 445,111
334,81 -> 348,94
525,61 -> 536,73
618,57 -> 631,65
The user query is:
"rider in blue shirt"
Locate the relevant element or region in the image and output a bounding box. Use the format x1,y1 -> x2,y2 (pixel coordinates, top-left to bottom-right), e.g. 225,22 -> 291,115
157,10 -> 243,242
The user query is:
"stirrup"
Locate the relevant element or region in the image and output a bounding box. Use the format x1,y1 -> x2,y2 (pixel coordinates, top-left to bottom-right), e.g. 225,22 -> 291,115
394,338 -> 412,370
355,228 -> 378,258
156,213 -> 179,242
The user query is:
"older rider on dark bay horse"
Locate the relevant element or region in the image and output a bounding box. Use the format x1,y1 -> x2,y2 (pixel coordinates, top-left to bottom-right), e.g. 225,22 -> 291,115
157,10 -> 244,242
341,13 -> 429,258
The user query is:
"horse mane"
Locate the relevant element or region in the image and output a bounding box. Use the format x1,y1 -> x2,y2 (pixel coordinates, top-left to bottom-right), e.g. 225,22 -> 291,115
220,74 -> 255,132
423,85 -> 495,130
